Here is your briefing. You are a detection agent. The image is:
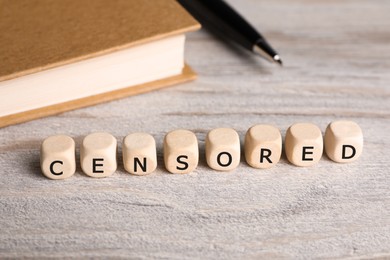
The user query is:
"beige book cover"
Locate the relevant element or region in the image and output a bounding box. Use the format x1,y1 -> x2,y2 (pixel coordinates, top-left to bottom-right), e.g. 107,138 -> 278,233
0,0 -> 200,127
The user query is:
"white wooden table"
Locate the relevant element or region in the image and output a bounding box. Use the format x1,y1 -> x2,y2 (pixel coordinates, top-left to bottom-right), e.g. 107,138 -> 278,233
1,0 -> 389,258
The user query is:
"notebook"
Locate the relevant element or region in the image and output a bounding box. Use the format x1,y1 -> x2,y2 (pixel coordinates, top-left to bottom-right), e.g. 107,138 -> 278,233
0,0 -> 200,128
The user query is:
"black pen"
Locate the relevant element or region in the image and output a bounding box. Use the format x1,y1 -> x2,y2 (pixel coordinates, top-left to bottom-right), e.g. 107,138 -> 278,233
178,0 -> 282,65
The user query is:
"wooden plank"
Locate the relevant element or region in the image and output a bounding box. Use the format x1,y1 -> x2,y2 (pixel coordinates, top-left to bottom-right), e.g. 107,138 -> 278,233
0,0 -> 389,258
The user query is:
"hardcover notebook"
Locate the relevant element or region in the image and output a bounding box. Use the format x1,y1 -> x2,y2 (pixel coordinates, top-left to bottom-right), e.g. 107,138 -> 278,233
0,0 -> 200,128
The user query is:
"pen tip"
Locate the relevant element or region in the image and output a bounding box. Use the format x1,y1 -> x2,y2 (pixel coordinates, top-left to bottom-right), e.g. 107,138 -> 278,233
273,55 -> 283,66
252,44 -> 282,66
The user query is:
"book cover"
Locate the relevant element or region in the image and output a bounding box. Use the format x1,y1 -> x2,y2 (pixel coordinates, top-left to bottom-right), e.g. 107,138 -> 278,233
0,0 -> 200,127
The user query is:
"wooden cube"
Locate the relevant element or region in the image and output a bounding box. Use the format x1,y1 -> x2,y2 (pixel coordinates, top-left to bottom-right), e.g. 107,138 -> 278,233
245,124 -> 282,169
40,135 -> 76,180
206,128 -> 240,171
164,129 -> 198,174
325,120 -> 363,163
285,123 -> 323,167
123,133 -> 157,175
80,132 -> 117,178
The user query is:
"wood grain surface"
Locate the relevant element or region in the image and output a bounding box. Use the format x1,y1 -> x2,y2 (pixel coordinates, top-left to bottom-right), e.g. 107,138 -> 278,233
1,0 -> 389,258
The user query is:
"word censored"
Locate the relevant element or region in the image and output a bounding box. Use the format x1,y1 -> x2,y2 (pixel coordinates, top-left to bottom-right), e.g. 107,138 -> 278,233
40,120 -> 363,179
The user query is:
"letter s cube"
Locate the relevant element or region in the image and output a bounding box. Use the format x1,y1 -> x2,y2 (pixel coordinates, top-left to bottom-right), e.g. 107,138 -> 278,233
164,129 -> 198,174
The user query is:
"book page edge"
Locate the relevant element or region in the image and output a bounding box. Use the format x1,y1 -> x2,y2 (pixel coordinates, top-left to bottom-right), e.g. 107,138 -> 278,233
0,64 -> 197,128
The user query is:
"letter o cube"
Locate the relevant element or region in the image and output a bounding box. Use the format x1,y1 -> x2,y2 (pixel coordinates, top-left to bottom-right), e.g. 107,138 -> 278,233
325,120 -> 363,163
40,135 -> 76,180
164,129 -> 199,174
206,128 -> 240,171
80,132 -> 117,178
285,123 -> 323,167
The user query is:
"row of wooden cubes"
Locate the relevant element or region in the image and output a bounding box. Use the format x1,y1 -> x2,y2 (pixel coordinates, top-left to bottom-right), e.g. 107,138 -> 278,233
41,121 -> 363,179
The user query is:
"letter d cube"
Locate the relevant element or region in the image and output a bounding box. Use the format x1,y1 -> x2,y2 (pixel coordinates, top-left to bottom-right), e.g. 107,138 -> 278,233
325,120 -> 363,163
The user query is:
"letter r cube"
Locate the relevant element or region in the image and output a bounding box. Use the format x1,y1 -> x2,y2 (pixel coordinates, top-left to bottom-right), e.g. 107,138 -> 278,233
245,124 -> 282,169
